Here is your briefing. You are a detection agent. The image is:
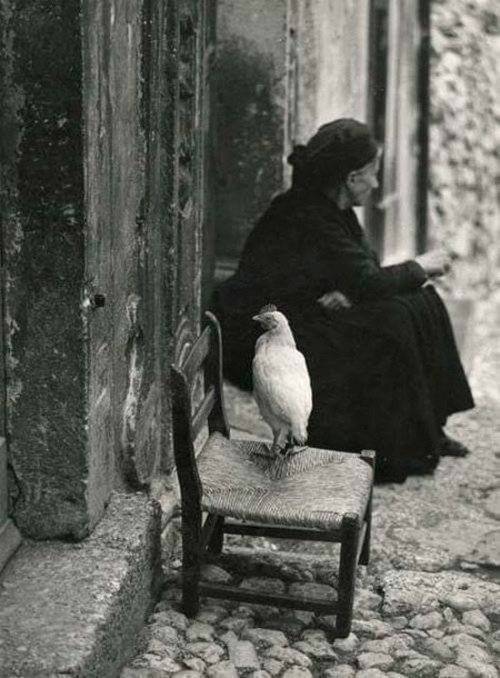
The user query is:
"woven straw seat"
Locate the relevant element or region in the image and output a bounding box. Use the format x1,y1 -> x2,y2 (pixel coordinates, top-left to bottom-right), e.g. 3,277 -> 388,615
199,434 -> 373,531
171,312 -> 375,638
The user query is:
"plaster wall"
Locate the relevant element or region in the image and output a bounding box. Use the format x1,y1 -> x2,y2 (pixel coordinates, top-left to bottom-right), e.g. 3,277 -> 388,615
213,0 -> 289,263
213,0 -> 371,267
292,0 -> 370,142
380,0 -> 422,262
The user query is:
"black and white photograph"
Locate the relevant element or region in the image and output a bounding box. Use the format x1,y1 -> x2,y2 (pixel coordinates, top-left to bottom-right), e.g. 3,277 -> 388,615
0,1 -> 499,676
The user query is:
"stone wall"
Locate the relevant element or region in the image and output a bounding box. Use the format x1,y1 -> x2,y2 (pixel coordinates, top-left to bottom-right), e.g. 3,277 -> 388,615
0,0 -> 158,540
0,0 -> 212,539
428,0 -> 500,297
0,0 -> 90,539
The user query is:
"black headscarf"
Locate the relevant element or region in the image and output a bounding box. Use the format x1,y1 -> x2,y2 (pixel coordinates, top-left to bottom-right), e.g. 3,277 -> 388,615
288,118 -> 379,190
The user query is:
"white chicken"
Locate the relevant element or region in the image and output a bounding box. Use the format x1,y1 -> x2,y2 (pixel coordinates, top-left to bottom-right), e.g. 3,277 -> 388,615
252,305 -> 313,456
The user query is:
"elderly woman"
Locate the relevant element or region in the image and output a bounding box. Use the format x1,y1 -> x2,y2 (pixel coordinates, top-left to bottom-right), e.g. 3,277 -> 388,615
212,119 -> 474,482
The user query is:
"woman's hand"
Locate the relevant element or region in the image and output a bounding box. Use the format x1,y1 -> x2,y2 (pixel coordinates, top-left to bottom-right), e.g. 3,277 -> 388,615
318,290 -> 352,311
414,250 -> 452,278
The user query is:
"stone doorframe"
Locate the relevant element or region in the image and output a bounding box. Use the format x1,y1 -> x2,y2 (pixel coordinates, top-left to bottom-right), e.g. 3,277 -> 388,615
0,438 -> 21,573
0,258 -> 21,572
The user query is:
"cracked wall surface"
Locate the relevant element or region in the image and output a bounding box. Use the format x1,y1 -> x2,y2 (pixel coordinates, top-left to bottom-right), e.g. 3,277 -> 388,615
0,0 -> 211,539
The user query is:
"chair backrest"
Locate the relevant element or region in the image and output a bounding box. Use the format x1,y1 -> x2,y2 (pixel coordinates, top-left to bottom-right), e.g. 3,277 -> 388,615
170,312 -> 230,510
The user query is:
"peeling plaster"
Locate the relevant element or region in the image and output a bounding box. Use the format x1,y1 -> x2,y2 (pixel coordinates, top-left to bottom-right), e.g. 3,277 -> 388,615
3,216 -> 24,256
4,307 -> 21,405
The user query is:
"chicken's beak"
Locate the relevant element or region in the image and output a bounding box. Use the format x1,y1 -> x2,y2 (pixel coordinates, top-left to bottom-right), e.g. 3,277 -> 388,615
252,314 -> 263,323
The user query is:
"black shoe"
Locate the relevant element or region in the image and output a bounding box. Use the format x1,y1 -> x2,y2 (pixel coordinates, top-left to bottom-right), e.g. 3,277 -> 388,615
375,450 -> 439,483
406,458 -> 438,475
440,434 -> 471,458
374,456 -> 407,484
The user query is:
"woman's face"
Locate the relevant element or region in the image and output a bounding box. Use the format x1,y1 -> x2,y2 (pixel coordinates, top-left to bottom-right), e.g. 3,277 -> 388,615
345,151 -> 382,206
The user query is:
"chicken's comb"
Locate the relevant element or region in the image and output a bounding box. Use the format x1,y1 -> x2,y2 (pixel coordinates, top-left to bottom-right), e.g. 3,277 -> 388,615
258,303 -> 277,314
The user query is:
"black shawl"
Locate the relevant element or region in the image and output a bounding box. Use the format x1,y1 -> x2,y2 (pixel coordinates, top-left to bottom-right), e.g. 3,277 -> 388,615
212,186 -> 474,481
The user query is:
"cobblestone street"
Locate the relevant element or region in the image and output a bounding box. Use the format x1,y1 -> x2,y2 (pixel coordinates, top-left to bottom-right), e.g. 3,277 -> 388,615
1,1 -> 499,675
123,297 -> 500,678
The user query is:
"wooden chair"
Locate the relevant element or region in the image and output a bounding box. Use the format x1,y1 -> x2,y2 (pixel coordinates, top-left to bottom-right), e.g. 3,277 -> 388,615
170,311 -> 375,638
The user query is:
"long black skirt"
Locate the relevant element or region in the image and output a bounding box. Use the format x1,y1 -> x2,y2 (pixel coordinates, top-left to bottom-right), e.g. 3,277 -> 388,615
212,283 -> 474,483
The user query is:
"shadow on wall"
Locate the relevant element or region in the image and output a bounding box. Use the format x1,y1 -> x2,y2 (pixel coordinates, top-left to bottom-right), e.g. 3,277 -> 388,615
214,36 -> 286,263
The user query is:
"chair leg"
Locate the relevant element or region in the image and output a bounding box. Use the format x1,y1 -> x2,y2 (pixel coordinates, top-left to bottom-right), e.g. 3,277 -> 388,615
359,449 -> 375,566
207,515 -> 225,555
335,513 -> 360,638
182,516 -> 201,617
359,492 -> 372,566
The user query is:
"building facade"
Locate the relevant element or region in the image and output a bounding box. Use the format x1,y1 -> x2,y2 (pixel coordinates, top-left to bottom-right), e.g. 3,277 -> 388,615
0,0 -> 216,555
1,0 -> 498,571
212,0 -> 431,287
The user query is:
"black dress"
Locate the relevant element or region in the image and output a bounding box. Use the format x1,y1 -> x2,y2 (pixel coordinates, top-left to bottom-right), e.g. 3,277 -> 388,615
212,185 -> 474,482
